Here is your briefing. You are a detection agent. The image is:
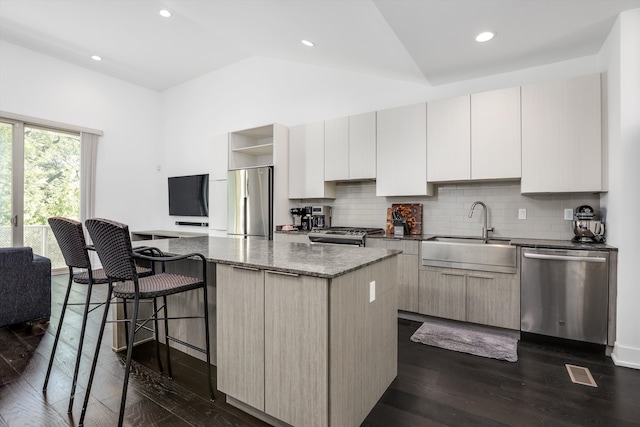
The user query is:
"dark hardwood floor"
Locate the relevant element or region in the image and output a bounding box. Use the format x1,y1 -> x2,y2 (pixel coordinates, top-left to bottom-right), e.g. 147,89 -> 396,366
2,273 -> 640,426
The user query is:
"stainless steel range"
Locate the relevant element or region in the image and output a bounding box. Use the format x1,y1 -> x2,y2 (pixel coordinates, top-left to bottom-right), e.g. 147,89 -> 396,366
307,227 -> 385,246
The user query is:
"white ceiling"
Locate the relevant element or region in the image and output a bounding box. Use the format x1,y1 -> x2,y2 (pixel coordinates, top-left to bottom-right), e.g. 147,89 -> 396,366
1,0 -> 639,91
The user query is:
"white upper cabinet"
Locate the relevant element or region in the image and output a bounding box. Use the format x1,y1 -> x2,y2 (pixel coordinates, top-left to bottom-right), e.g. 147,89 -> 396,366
324,112 -> 376,181
289,121 -> 336,199
324,117 -> 349,181
376,103 -> 432,196
521,73 -> 604,193
427,88 -> 521,183
210,133 -> 229,180
348,112 -> 377,180
471,86 -> 522,180
427,95 -> 471,182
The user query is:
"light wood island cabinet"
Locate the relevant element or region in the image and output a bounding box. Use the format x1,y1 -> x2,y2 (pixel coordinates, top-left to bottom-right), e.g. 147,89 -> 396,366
214,244 -> 398,427
366,238 -> 419,312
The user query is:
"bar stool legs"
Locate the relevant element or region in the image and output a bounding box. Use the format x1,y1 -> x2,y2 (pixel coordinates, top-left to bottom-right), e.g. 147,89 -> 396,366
43,271 -> 73,394
78,284 -> 112,426
43,268 -> 98,413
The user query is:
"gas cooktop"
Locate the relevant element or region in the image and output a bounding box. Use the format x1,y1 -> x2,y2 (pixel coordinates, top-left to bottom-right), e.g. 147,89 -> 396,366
308,227 -> 385,246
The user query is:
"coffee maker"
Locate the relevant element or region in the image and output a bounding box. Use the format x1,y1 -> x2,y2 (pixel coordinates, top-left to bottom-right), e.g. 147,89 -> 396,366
300,206 -> 314,231
290,207 -> 305,230
311,206 -> 332,229
572,205 -> 605,243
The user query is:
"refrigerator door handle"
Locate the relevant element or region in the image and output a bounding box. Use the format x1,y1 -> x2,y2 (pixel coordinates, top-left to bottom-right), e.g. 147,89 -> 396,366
243,196 -> 248,236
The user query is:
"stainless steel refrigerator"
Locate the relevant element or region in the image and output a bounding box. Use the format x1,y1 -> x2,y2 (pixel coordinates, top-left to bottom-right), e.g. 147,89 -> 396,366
227,166 -> 273,239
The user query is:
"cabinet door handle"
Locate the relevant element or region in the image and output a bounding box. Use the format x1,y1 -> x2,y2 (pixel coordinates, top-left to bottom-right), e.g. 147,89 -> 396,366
232,265 -> 260,272
468,275 -> 493,280
442,273 -> 464,277
266,270 -> 299,277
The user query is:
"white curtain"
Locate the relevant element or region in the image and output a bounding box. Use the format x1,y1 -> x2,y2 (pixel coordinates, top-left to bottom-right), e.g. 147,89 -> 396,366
80,132 -> 99,223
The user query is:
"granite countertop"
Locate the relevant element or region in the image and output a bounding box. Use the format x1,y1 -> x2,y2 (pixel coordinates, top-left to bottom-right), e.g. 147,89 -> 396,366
368,233 -> 617,251
132,236 -> 400,279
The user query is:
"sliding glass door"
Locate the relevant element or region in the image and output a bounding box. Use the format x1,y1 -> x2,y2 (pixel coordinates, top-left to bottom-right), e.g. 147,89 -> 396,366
0,120 -> 19,248
0,119 -> 81,269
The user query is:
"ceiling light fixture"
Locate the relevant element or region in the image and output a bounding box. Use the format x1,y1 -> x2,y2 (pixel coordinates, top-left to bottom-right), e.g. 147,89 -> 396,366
91,55 -> 102,61
159,9 -> 172,18
301,39 -> 315,47
475,31 -> 495,42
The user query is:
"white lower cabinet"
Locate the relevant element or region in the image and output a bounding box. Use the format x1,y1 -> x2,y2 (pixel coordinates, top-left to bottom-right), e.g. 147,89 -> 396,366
418,265 -> 520,330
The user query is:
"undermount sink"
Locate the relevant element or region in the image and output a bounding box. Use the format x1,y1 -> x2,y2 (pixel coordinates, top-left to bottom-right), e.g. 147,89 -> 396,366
421,236 -> 516,273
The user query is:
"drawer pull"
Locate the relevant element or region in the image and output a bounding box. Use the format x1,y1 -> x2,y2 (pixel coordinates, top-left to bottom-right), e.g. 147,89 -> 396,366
266,270 -> 299,277
232,265 -> 260,272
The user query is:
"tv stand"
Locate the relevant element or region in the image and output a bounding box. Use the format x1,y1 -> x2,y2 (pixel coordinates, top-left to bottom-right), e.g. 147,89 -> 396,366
130,230 -> 208,241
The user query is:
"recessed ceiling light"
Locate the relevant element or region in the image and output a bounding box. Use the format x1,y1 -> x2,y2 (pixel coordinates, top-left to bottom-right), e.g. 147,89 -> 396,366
301,39 -> 315,47
159,9 -> 172,18
475,31 -> 495,42
91,55 -> 102,61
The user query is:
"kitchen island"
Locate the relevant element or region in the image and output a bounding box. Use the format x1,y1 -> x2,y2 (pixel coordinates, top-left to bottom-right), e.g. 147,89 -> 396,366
126,236 -> 399,427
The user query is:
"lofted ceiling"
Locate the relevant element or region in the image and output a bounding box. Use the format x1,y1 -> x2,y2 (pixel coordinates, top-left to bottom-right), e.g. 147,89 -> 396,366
1,0 -> 639,91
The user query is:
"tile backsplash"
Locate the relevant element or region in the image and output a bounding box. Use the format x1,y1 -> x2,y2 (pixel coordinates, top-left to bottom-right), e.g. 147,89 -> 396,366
301,180 -> 602,240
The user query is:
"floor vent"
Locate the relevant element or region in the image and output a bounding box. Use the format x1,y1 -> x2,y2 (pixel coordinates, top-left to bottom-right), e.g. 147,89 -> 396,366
565,364 -> 598,387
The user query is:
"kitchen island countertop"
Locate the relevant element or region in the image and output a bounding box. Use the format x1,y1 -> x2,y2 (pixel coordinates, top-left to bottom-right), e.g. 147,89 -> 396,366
133,235 -> 400,278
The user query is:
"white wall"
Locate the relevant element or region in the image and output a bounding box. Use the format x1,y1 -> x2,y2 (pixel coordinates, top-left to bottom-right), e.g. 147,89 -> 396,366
160,54 -> 601,231
0,41 -> 164,231
599,9 -> 640,369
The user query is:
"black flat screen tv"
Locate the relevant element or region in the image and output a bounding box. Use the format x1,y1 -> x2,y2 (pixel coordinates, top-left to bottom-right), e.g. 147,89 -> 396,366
168,174 -> 209,217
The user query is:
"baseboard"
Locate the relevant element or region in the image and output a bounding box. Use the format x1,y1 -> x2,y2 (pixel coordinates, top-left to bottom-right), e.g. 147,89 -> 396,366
611,342 -> 640,370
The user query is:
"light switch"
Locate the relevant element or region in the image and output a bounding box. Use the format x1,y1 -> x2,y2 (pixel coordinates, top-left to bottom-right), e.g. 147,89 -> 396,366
369,281 -> 376,302
518,209 -> 527,220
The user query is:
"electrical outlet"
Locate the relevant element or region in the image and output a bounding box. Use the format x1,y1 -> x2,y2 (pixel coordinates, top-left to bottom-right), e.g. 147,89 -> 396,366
369,281 -> 376,302
518,209 -> 527,220
564,209 -> 573,220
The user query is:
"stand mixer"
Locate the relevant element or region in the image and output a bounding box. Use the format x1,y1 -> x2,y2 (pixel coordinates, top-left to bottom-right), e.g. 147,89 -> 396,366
572,205 -> 605,243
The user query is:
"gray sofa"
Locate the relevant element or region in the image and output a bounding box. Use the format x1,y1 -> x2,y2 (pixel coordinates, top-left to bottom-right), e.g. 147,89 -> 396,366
0,247 -> 51,327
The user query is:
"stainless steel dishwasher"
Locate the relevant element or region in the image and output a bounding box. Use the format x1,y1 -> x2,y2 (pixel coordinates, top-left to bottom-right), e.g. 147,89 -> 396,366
521,247 -> 609,344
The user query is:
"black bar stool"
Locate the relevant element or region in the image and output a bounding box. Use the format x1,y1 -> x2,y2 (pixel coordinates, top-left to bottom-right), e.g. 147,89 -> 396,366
43,217 -> 153,413
81,218 -> 214,427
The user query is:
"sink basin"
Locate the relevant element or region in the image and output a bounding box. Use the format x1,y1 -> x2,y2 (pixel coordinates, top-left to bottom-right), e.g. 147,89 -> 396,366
421,236 -> 516,273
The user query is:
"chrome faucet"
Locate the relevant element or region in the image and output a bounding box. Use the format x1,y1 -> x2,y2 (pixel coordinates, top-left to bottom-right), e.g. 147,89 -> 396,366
468,201 -> 494,241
